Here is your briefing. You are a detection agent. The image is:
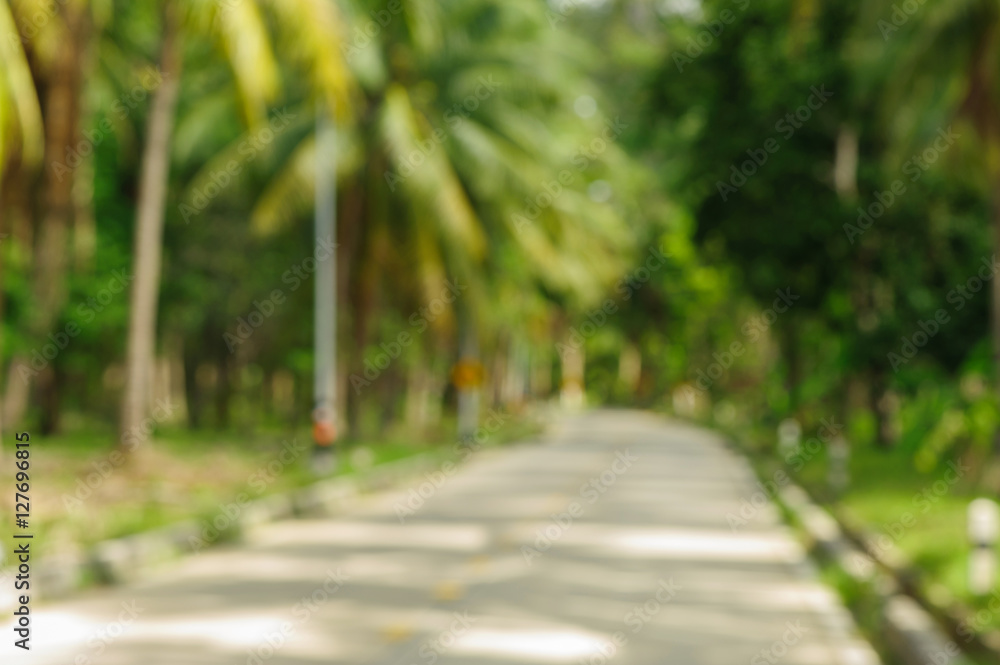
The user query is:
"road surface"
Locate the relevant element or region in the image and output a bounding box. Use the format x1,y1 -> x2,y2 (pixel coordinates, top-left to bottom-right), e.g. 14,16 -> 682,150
3,410 -> 880,664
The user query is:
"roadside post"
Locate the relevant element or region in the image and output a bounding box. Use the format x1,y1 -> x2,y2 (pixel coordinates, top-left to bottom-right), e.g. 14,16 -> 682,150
827,436 -> 850,498
968,498 -> 999,595
778,418 -> 801,458
312,99 -> 337,474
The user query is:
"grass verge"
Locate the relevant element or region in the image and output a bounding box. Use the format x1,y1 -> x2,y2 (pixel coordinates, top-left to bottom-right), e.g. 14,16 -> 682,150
0,411 -> 541,573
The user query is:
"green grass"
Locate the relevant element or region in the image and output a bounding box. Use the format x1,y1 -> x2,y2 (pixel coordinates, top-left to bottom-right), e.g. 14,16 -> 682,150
0,413 -> 540,573
732,429 -> 995,663
731,421 -> 1000,639
799,446 -> 981,599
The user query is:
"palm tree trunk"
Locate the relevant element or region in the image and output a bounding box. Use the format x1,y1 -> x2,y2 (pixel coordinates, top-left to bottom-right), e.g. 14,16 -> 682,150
992,171 -> 1000,452
182,340 -> 203,428
120,7 -> 181,446
782,324 -> 801,413
869,370 -> 892,449
213,348 -> 232,430
617,342 -> 642,398
559,325 -> 585,409
3,4 -> 87,430
531,343 -> 552,398
0,176 -> 31,435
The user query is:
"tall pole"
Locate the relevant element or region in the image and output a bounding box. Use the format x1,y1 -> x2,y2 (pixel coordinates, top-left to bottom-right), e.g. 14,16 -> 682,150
454,313 -> 482,447
312,99 -> 337,472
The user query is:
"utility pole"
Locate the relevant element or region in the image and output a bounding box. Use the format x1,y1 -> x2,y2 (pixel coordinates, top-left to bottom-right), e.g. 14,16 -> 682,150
312,99 -> 337,473
453,316 -> 482,446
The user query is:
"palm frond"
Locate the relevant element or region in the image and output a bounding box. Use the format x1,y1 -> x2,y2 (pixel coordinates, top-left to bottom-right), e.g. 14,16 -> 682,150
0,0 -> 43,175
260,0 -> 355,119
380,84 -> 486,261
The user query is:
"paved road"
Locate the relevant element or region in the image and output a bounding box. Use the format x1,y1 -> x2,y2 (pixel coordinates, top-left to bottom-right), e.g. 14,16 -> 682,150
4,410 -> 880,664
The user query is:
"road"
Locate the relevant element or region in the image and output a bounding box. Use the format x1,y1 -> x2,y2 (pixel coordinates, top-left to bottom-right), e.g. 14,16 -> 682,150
3,410 -> 880,664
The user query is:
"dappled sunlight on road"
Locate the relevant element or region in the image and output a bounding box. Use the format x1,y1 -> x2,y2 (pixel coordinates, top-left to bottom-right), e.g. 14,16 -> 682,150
2,411 -> 879,664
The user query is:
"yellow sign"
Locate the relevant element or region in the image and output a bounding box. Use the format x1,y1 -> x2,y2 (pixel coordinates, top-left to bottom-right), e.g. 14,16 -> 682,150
452,360 -> 485,389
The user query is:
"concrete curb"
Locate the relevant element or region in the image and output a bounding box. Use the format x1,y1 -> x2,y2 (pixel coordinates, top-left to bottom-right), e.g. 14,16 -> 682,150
834,507 -> 1000,656
0,448 -> 445,608
775,481 -> 978,665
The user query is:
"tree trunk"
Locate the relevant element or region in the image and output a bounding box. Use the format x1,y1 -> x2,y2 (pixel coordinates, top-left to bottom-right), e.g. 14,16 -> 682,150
559,326 -> 585,409
404,358 -> 428,431
38,366 -> 61,435
618,342 -> 642,398
182,341 -> 203,428
782,324 -> 801,414
73,153 -> 96,270
346,190 -> 379,440
337,176 -> 363,434
119,7 -> 182,446
993,173 -> 1000,448
346,263 -> 375,439
214,350 -> 232,430
502,337 -> 528,410
531,344 -> 552,398
4,3 -> 88,430
869,371 -> 894,449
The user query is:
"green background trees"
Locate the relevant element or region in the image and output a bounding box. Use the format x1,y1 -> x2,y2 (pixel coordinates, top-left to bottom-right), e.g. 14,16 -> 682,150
0,0 -> 999,492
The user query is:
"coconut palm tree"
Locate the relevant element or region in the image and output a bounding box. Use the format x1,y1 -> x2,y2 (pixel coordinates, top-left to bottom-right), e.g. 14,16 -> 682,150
118,0 -> 355,444
0,0 -> 45,444
0,0 -> 43,182
247,0 -> 637,433
0,0 -> 92,432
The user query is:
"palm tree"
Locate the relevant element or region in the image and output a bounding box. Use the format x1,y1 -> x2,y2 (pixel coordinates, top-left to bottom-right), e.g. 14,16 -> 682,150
0,0 -> 45,447
0,0 -> 43,183
119,0 -> 354,444
0,0 -> 90,432
119,2 -> 183,445
249,0 -> 637,434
